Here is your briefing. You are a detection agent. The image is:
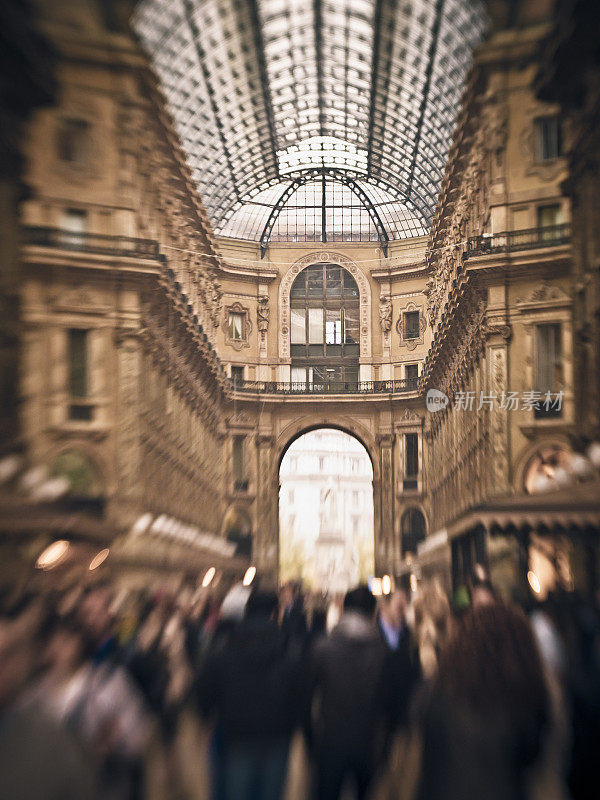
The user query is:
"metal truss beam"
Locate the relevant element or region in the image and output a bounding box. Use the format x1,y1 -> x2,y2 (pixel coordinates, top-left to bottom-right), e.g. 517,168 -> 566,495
367,0 -> 396,174
313,0 -> 325,136
244,0 -> 280,178
406,0 -> 446,197
259,168 -> 390,257
181,0 -> 241,205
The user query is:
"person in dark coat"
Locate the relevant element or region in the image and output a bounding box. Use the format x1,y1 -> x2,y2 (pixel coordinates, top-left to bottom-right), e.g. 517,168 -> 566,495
197,590 -> 302,800
413,602 -> 550,800
306,585 -> 393,800
377,589 -> 421,730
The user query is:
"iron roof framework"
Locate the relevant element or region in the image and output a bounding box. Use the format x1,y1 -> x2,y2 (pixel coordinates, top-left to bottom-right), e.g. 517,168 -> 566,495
134,0 -> 487,246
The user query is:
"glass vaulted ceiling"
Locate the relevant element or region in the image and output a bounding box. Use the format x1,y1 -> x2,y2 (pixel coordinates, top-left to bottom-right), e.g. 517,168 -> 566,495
134,0 -> 487,246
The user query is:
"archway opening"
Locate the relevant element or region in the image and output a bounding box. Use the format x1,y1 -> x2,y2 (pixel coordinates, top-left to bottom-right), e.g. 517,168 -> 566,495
279,428 -> 374,594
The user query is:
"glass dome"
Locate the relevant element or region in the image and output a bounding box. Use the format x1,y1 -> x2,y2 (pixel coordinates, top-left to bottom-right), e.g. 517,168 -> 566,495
134,0 -> 488,245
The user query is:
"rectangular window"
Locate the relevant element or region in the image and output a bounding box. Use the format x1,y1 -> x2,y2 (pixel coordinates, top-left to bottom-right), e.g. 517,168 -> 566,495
404,311 -> 420,340
537,204 -> 562,242
68,329 -> 92,421
534,117 -> 561,161
344,307 -> 360,346
232,435 -> 246,488
290,308 -> 306,344
231,365 -> 244,386
405,433 -> 419,478
308,307 -> 324,344
61,209 -> 87,249
58,118 -> 90,164
68,329 -> 88,398
228,312 -> 244,341
352,490 -> 359,506
325,309 -> 342,345
291,366 -> 307,385
352,515 -> 360,536
288,489 -> 295,504
405,364 -> 419,387
536,323 -> 562,392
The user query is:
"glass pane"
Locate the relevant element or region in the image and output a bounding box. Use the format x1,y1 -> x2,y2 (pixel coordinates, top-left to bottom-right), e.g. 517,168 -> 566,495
233,436 -> 245,482
325,309 -> 342,344
229,312 -> 244,340
344,271 -> 359,297
405,433 -> 419,477
404,312 -> 420,339
68,329 -> 88,398
290,272 -> 306,298
326,267 -> 341,297
536,324 -> 561,391
537,204 -> 560,227
307,266 -> 324,297
344,307 -> 359,344
291,367 -> 306,383
308,307 -> 324,344
290,308 -> 306,344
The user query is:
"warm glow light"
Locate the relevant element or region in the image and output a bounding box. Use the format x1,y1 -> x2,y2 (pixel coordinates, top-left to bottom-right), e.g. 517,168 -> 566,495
370,578 -> 382,596
243,566 -> 256,586
36,540 -> 70,570
202,567 -> 216,588
410,574 -> 418,592
528,570 -> 541,594
89,548 -> 110,571
382,575 -> 392,595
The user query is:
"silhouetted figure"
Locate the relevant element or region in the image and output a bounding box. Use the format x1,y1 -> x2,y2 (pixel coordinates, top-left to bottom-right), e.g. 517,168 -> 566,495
198,590 -> 302,800
307,585 -> 392,800
377,589 -> 421,729
414,602 -> 550,800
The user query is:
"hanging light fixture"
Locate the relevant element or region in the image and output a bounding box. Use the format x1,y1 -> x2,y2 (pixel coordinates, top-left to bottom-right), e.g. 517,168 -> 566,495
36,540 -> 70,570
243,566 -> 256,586
202,567 -> 216,588
89,548 -> 110,571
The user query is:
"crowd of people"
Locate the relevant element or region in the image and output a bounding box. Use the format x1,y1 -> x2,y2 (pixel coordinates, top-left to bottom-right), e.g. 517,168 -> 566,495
0,573 -> 599,800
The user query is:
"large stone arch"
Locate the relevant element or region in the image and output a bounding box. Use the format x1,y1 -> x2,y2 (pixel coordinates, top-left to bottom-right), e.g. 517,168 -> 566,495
254,413 -> 393,579
278,251 -> 372,364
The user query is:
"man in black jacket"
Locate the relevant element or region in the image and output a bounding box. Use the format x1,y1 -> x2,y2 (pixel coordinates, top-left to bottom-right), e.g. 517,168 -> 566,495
197,590 -> 302,800
377,588 -> 421,730
306,585 -> 393,800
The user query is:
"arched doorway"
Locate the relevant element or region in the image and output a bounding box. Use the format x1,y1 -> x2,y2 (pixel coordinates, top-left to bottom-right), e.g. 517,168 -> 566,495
279,428 -> 374,593
401,507 -> 426,556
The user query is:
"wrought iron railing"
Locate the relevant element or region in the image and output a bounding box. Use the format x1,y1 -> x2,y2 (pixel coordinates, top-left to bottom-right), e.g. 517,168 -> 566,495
231,378 -> 419,395
24,226 -> 160,258
465,224 -> 571,257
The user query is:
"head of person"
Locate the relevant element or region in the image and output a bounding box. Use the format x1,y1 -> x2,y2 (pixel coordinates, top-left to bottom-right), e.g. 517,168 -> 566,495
435,602 -> 549,728
245,590 -> 279,621
77,585 -> 114,647
279,582 -> 295,610
379,588 -> 408,628
43,614 -> 86,675
469,567 -> 497,608
343,585 -> 377,618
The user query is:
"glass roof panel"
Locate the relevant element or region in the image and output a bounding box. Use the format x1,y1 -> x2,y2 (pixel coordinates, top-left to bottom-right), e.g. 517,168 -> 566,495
134,0 -> 487,243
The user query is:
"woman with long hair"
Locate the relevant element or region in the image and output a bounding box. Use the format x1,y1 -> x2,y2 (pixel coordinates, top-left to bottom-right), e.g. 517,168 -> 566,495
413,602 -> 550,800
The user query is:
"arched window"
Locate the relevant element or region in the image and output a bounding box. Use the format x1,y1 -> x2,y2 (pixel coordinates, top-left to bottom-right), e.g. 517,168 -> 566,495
401,507 -> 426,556
289,263 -> 360,389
